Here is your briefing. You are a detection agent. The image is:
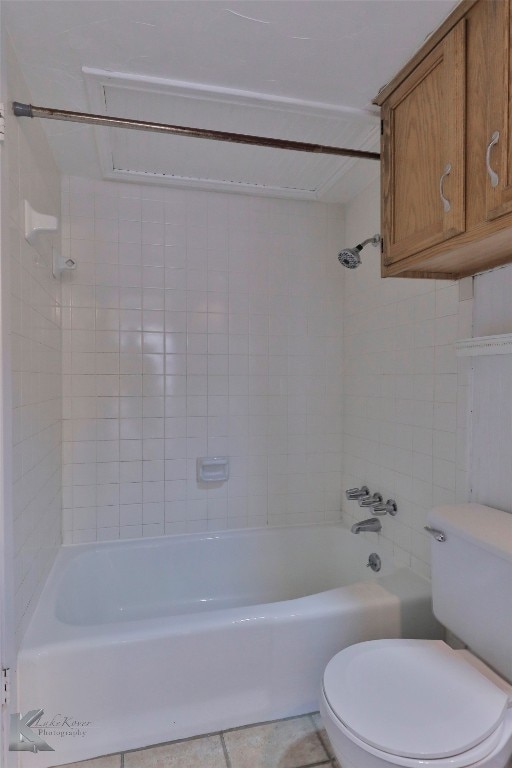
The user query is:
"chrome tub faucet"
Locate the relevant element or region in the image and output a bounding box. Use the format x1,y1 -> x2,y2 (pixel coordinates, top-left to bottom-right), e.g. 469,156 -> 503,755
351,517 -> 382,534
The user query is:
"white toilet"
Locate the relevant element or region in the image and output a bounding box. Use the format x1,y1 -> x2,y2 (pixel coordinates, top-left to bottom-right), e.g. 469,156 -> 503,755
320,504 -> 512,768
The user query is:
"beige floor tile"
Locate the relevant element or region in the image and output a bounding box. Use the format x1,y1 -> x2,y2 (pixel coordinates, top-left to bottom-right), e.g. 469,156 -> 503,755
310,713 -> 334,758
55,757 -> 121,768
223,715 -> 329,768
124,735 -> 227,768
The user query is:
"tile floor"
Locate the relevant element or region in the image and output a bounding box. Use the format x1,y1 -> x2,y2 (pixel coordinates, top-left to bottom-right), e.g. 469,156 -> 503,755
58,713 -> 340,768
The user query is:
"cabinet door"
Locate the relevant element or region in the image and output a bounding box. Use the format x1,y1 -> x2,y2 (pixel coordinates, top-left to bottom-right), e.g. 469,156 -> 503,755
381,21 -> 466,266
485,0 -> 512,221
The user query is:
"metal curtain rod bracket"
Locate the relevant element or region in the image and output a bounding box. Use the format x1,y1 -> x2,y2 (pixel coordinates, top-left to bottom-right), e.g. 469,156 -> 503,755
12,101 -> 380,161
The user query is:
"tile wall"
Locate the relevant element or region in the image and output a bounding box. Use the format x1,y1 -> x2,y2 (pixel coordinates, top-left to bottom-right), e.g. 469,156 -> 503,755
61,177 -> 345,543
470,264 -> 512,513
5,36 -> 62,647
340,180 -> 472,578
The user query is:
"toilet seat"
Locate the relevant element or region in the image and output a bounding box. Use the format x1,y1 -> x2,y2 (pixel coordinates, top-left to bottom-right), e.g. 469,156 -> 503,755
323,639 -> 510,762
320,688 -> 508,768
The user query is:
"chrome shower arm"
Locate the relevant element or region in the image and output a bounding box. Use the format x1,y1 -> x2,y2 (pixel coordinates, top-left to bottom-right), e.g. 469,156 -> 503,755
359,235 -> 381,249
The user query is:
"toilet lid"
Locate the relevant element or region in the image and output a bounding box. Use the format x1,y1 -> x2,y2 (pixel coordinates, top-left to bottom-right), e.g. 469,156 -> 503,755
323,639 -> 509,760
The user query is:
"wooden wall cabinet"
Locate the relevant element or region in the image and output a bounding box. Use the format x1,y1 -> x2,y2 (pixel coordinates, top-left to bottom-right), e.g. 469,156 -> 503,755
485,0 -> 512,222
375,0 -> 512,279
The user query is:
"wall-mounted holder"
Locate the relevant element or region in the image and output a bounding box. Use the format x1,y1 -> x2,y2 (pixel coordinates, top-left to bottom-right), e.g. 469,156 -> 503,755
197,457 -> 229,483
53,250 -> 76,278
24,200 -> 58,246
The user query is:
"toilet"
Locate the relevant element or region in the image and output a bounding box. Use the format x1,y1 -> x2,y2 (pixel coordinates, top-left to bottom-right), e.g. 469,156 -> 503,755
320,504 -> 512,768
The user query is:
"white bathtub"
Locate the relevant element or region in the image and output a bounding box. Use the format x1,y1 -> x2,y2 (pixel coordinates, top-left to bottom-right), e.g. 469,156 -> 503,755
18,523 -> 442,766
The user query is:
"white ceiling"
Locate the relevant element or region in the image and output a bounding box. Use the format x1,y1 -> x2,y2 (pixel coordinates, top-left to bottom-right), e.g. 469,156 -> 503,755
3,0 -> 459,202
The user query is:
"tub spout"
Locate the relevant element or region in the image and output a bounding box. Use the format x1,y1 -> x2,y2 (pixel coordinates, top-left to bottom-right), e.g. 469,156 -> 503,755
351,517 -> 382,534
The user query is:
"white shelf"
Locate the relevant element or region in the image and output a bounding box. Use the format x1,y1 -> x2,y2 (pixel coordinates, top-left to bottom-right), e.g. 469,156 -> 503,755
24,200 -> 58,245
455,333 -> 512,357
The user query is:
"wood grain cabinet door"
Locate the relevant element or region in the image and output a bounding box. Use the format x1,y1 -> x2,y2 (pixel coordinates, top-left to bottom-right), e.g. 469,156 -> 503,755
485,0 -> 512,221
381,20 -> 466,266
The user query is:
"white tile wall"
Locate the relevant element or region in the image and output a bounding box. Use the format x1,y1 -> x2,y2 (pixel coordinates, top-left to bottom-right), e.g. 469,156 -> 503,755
473,264 -> 512,337
5,36 -> 62,647
61,177 -> 345,542
470,264 -> 512,513
340,180 -> 472,578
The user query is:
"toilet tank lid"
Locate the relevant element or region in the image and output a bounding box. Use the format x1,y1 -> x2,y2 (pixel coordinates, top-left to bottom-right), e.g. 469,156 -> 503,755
429,504 -> 512,563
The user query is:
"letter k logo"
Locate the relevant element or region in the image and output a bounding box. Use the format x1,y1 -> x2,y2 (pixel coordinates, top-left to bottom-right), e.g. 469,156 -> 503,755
9,710 -> 54,752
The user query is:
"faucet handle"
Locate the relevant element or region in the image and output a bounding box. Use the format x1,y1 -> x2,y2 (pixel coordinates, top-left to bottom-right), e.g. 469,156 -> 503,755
372,499 -> 398,516
359,493 -> 383,507
345,485 -> 369,500
424,525 -> 446,542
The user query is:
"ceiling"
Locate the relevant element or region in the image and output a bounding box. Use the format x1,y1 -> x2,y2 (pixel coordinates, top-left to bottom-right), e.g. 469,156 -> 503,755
3,0 -> 459,202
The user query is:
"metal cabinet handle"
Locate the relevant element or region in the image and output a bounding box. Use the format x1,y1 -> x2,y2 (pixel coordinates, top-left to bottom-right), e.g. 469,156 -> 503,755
486,130 -> 500,188
439,163 -> 452,213
424,525 -> 446,542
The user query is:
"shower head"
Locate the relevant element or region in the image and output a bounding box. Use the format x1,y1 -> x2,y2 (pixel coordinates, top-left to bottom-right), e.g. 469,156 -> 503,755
338,245 -> 363,269
338,234 -> 381,269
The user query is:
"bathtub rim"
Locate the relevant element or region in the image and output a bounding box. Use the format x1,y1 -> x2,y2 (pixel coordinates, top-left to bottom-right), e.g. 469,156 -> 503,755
19,521 -> 426,653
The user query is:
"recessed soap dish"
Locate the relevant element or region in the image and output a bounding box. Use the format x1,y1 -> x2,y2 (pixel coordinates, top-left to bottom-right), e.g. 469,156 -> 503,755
197,457 -> 229,483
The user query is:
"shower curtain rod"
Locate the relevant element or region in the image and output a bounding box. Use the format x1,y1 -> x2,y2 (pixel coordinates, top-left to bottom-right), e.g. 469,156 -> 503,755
12,101 -> 380,161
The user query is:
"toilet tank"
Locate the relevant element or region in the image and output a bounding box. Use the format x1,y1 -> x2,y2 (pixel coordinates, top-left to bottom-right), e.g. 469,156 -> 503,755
429,504 -> 512,683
